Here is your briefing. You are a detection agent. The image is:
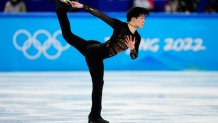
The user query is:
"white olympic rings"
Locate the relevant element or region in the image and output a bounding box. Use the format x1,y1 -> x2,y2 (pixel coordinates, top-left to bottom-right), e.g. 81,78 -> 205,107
13,29 -> 70,60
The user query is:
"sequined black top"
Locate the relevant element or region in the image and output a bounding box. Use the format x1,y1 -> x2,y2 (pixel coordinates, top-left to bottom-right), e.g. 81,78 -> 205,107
83,5 -> 141,59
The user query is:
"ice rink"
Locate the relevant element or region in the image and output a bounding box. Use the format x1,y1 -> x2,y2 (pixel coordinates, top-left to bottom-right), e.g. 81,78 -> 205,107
0,71 -> 218,123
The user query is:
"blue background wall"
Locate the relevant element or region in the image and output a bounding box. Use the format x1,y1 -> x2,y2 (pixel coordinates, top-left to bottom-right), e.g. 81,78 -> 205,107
0,13 -> 218,71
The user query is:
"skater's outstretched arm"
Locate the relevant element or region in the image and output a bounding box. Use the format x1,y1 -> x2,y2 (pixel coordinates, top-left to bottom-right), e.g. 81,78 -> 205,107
70,1 -> 121,29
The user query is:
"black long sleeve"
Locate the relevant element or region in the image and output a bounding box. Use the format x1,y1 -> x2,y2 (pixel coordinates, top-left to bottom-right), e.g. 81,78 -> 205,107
83,5 -> 120,29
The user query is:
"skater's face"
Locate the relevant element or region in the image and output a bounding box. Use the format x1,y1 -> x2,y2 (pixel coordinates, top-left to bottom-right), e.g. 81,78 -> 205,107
133,14 -> 145,28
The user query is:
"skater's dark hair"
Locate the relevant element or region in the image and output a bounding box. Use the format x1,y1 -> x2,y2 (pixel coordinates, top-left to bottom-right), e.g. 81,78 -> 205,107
127,7 -> 149,22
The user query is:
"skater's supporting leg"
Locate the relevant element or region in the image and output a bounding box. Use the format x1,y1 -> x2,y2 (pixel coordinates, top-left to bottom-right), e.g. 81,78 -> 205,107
85,55 -> 104,119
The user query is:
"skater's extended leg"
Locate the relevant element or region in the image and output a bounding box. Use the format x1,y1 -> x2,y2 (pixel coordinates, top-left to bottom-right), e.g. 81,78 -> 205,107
56,7 -> 87,55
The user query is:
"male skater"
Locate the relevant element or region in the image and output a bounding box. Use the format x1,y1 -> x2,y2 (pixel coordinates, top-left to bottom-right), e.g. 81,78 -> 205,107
54,0 -> 149,122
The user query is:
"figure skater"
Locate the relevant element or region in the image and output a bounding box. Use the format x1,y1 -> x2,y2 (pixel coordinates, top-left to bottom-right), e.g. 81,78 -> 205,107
54,0 -> 149,122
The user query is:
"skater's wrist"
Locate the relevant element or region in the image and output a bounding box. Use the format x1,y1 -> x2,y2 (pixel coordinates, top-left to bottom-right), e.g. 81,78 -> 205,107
130,48 -> 136,51
79,4 -> 84,8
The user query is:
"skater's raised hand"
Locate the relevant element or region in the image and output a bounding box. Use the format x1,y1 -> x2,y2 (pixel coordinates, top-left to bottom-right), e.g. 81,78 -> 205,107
70,1 -> 83,8
125,35 -> 135,50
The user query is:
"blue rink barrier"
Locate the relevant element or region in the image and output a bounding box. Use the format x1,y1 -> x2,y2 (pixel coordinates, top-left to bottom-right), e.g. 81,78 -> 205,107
0,13 -> 218,71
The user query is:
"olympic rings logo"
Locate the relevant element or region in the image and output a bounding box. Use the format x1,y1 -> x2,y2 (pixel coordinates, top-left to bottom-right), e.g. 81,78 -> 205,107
13,29 -> 70,60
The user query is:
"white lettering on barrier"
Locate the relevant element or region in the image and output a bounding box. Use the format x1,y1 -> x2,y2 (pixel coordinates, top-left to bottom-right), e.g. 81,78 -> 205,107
139,38 -> 160,52
164,38 -> 206,52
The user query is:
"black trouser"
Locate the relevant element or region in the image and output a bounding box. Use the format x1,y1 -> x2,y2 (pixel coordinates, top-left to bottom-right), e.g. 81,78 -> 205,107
56,8 -> 108,119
